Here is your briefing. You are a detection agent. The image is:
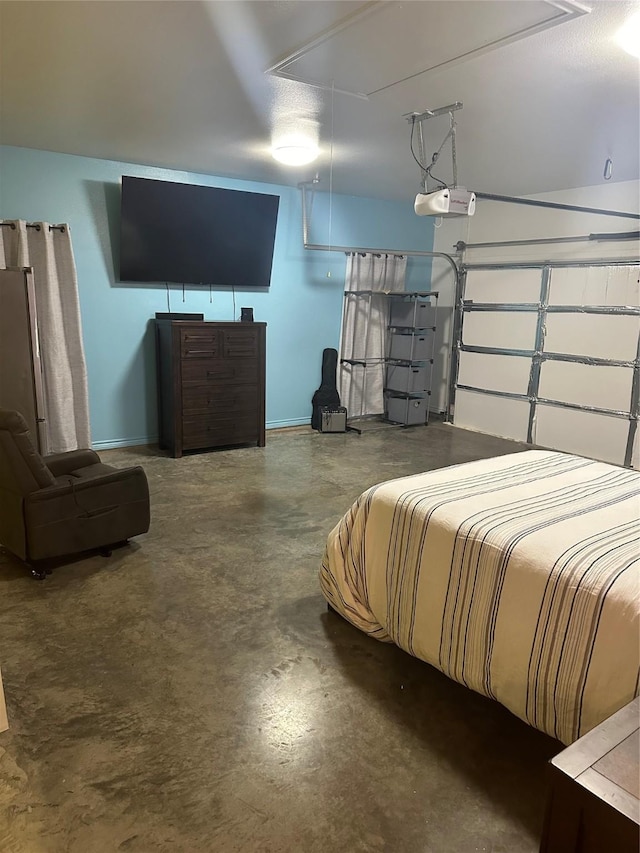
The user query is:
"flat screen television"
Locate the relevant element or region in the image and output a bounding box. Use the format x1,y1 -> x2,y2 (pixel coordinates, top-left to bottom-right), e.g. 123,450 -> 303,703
119,176 -> 280,288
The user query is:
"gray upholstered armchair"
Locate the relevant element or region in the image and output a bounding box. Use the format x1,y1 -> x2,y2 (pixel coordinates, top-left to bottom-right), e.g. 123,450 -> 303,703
0,409 -> 150,578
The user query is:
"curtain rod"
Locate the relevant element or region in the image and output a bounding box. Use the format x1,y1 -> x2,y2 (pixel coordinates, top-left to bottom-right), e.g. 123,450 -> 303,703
304,242 -> 459,277
344,251 -> 405,258
0,222 -> 66,232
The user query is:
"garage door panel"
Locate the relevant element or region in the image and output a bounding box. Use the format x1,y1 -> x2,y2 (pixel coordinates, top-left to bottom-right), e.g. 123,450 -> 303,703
462,311 -> 538,350
454,388 -> 529,442
535,405 -> 629,467
543,313 -> 640,361
458,351 -> 531,395
548,267 -> 640,308
465,269 -> 542,304
538,361 -> 633,412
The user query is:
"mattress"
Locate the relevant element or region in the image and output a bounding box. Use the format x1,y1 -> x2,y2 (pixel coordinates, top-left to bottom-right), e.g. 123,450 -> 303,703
320,450 -> 640,744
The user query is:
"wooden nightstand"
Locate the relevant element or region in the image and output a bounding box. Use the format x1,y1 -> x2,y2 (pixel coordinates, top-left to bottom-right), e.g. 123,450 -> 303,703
540,697 -> 639,853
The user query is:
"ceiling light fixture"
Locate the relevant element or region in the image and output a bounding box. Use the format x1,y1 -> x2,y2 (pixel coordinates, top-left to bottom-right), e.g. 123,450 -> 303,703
271,135 -> 319,166
615,10 -> 640,58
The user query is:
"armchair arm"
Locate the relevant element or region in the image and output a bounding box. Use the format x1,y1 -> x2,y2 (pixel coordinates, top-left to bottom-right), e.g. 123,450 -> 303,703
28,466 -> 148,502
44,449 -> 101,477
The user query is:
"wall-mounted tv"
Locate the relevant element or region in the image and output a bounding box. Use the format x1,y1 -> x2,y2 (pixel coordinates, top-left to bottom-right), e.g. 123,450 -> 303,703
119,176 -> 279,288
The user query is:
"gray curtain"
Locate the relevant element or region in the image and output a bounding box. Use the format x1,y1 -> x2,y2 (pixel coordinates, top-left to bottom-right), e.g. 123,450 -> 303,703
0,221 -> 91,452
338,252 -> 407,418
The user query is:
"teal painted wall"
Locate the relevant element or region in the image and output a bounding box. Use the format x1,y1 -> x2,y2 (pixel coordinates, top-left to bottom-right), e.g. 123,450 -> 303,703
0,146 -> 435,447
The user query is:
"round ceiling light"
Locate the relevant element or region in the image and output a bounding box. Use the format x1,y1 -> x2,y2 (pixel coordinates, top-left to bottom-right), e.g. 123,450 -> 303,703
616,10 -> 640,58
271,136 -> 319,166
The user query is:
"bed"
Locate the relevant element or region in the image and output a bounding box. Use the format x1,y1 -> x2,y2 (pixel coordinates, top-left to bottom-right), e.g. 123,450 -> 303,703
320,450 -> 640,745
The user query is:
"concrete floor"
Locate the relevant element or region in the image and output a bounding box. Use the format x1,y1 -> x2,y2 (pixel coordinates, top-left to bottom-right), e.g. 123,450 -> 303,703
0,423 -> 561,853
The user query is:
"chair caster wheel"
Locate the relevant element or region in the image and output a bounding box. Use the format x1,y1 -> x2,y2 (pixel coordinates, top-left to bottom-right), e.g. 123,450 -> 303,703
31,568 -> 47,580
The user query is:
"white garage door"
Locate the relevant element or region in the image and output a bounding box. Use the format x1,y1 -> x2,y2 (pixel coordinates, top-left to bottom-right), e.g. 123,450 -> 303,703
452,263 -> 640,468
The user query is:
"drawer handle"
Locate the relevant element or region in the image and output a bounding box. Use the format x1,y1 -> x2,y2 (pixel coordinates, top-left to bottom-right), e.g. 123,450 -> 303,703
187,349 -> 215,355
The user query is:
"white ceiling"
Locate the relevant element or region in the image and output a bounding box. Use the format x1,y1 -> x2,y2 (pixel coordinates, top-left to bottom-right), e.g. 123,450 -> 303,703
0,0 -> 639,202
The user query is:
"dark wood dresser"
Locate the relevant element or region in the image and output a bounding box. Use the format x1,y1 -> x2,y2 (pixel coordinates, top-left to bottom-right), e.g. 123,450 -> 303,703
155,320 -> 266,457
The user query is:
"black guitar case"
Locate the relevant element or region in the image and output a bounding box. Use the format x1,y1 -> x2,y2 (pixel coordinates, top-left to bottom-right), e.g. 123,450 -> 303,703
311,348 -> 341,430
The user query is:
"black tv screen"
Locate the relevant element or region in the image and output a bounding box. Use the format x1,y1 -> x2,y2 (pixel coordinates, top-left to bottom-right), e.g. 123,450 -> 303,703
119,176 -> 279,287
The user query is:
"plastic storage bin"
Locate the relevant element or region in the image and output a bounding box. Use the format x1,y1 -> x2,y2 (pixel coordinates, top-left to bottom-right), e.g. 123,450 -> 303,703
388,332 -> 431,361
389,300 -> 435,329
386,396 -> 428,425
385,364 -> 428,394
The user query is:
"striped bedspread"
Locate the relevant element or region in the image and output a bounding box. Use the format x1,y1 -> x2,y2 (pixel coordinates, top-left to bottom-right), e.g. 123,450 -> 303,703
320,450 -> 640,744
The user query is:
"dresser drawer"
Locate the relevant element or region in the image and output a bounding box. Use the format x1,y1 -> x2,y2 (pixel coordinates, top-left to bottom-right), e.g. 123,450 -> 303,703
222,328 -> 259,358
181,359 -> 258,385
182,412 -> 258,449
182,385 -> 258,415
180,328 -> 221,359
